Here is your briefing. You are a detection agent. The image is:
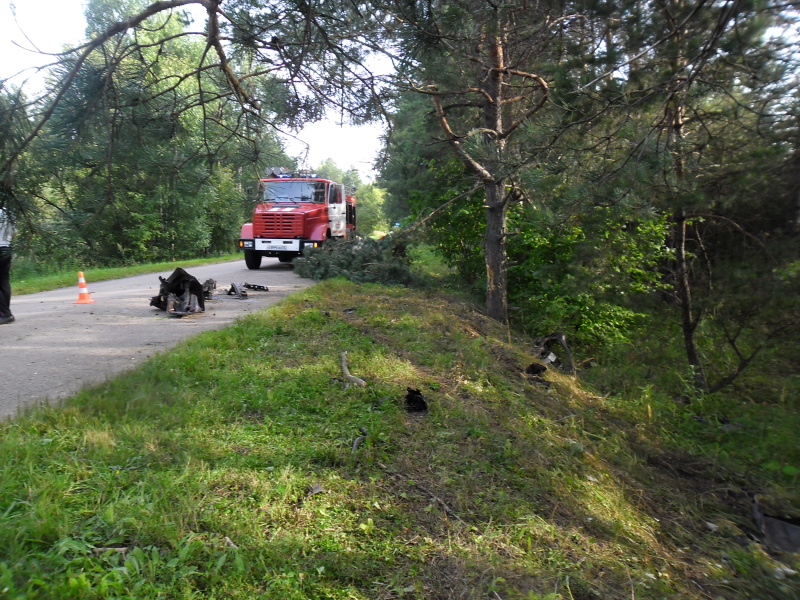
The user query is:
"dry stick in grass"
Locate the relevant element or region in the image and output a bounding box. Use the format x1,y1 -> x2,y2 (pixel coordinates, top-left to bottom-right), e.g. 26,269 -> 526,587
340,352 -> 367,387
224,536 -> 238,550
377,462 -> 467,525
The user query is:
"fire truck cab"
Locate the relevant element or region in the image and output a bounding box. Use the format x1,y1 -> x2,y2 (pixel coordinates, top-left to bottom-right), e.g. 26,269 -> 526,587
238,168 -> 356,269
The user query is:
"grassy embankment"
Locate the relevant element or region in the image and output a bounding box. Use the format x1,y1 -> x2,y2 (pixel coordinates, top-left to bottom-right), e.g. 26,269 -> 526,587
11,253 -> 243,296
1,274 -> 798,598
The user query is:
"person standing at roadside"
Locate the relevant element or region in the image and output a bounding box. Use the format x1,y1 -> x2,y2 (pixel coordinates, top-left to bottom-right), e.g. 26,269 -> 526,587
0,207 -> 16,325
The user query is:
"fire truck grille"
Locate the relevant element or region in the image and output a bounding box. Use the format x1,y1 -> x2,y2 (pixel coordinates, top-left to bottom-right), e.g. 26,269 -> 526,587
254,213 -> 303,237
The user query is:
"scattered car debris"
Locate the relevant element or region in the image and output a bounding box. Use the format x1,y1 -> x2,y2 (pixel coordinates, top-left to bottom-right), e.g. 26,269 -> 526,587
524,363 -> 551,387
405,388 -> 428,412
201,279 -> 216,300
225,282 -> 270,298
541,351 -> 559,366
753,495 -> 800,553
305,483 -> 326,498
773,566 -> 798,579
150,268 -> 206,317
226,282 -> 248,298
295,483 -> 327,508
244,283 -> 268,291
525,363 -> 547,376
343,307 -> 356,314
533,331 -> 576,374
705,521 -> 720,533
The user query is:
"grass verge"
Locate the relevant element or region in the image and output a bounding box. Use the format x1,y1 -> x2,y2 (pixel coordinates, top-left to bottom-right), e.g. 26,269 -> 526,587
11,253 -> 243,295
0,280 -> 797,599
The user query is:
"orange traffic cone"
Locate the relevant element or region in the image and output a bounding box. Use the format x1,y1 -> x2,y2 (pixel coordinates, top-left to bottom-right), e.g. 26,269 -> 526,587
73,271 -> 97,304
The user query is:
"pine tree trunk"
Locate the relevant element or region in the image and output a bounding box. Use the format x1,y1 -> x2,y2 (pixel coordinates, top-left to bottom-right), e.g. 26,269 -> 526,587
674,212 -> 708,391
790,146 -> 800,235
484,179 -> 508,323
664,1 -> 708,392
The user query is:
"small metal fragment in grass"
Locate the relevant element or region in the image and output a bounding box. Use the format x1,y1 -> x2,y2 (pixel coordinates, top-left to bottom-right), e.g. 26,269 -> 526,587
753,495 -> 800,553
306,483 -> 326,497
773,566 -> 798,579
352,427 -> 368,453
525,363 -> 547,376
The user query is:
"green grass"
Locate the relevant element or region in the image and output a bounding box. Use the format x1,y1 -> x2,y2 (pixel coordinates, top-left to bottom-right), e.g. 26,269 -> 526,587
11,253 -> 243,295
0,280 -> 797,599
581,315 -> 800,490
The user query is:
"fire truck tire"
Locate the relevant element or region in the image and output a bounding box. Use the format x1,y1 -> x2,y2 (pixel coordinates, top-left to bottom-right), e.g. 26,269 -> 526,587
244,250 -> 262,270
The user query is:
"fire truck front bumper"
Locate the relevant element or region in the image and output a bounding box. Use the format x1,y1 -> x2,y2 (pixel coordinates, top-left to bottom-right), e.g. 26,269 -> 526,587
255,239 -> 302,252
239,239 -> 322,253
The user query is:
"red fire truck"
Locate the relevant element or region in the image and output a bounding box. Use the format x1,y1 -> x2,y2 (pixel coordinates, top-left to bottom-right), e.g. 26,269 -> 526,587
238,168 -> 356,269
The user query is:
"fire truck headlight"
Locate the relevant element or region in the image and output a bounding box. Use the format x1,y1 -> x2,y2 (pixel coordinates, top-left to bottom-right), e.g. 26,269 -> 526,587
241,240 -> 254,249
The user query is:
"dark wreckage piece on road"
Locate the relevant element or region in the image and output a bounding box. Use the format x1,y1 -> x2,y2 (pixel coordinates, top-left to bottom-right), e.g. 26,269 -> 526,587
149,268 -> 215,317
224,282 -> 270,299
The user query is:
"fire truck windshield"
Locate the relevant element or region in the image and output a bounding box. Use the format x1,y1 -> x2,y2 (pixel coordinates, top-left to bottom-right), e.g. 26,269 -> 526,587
260,181 -> 326,203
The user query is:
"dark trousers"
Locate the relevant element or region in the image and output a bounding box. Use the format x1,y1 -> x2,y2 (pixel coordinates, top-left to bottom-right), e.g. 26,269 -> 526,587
0,247 -> 11,317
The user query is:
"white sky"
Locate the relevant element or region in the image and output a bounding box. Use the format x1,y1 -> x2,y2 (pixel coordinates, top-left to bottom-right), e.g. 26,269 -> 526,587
0,0 -> 385,181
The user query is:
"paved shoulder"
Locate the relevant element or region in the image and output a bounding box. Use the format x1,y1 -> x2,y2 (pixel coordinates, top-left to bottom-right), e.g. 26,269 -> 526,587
0,259 -> 312,419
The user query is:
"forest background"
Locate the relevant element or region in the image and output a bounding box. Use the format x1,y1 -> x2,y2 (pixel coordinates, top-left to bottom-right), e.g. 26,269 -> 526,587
0,0 -> 798,399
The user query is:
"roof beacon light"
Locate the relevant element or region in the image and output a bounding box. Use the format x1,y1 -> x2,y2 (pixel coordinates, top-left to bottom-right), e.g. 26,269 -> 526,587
266,167 -> 292,178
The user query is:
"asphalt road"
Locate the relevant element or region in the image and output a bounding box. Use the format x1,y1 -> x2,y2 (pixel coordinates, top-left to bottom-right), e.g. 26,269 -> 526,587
0,258 -> 314,419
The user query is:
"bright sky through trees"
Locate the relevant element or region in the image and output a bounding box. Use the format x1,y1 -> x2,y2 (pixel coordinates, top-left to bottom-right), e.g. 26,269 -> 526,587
0,0 -> 385,180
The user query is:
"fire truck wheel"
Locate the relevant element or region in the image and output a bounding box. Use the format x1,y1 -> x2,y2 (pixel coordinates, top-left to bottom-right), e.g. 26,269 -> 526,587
244,250 -> 262,270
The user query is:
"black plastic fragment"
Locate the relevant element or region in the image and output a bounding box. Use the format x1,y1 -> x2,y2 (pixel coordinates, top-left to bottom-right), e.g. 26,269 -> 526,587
405,388 -> 428,412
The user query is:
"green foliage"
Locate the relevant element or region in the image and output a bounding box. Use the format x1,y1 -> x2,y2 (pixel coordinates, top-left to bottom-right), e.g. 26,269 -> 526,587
313,158 -> 347,183
426,191 -> 485,286
293,234 -> 412,285
583,309 -> 800,481
377,0 -> 798,385
354,183 -> 390,236
505,202 -> 670,346
378,92 -> 447,225
314,159 -> 363,191
7,2 -> 293,268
